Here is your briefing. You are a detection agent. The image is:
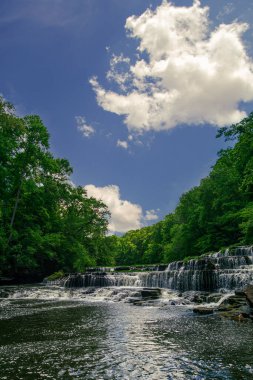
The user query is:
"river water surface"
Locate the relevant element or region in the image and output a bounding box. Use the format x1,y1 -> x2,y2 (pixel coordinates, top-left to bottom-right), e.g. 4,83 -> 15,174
0,285 -> 253,379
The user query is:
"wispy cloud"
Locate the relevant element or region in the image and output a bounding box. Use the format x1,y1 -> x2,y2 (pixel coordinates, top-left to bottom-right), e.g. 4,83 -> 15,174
76,116 -> 95,138
117,139 -> 128,149
216,3 -> 235,21
144,209 -> 159,221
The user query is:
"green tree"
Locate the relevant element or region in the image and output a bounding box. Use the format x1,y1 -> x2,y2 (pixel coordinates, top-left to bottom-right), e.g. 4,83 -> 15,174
0,97 -> 111,279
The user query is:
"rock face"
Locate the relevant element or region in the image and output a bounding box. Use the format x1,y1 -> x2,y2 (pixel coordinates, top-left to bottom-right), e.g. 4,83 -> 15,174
47,246 -> 253,293
192,284 -> 253,322
193,290 -> 253,322
126,288 -> 162,306
141,288 -> 161,299
165,246 -> 253,291
217,294 -> 249,312
245,285 -> 253,307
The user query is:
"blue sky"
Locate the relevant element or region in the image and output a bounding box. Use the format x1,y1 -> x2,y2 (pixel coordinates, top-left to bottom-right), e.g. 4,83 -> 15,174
1,0 -> 253,233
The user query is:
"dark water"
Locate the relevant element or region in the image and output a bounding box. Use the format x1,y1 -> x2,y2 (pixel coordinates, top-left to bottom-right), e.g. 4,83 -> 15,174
0,286 -> 253,379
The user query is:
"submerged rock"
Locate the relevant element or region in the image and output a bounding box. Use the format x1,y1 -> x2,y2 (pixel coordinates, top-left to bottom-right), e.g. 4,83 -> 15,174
206,293 -> 224,303
182,291 -> 211,303
127,297 -> 142,304
193,307 -> 214,315
141,288 -> 161,299
220,312 -> 252,322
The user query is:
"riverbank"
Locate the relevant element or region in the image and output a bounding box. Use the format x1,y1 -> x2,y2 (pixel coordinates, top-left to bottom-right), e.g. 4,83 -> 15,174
0,274 -> 45,286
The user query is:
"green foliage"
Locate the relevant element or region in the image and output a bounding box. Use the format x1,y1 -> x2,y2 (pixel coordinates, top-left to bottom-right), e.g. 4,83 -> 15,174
0,97 -> 112,278
115,113 -> 253,265
183,256 -> 199,263
46,270 -> 65,281
1,96 -> 253,273
239,202 -> 253,244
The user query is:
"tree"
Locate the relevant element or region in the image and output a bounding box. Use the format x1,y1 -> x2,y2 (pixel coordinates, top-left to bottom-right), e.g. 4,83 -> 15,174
0,97 -> 111,279
115,113 -> 253,265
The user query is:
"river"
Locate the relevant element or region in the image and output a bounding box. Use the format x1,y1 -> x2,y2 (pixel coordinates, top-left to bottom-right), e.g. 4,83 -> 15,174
0,285 -> 253,379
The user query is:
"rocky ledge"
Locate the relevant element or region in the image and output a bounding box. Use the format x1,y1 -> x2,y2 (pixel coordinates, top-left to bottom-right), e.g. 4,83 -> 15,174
193,285 -> 253,322
127,288 -> 162,306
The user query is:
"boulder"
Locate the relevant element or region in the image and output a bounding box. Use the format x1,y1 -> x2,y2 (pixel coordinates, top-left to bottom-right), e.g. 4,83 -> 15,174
141,288 -> 161,299
244,285 -> 253,307
234,289 -> 246,297
126,297 -> 142,304
217,292 -> 253,321
206,293 -> 223,303
183,291 -> 209,303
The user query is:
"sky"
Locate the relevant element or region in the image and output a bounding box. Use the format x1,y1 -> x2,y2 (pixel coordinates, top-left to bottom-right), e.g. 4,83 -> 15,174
1,0 -> 253,234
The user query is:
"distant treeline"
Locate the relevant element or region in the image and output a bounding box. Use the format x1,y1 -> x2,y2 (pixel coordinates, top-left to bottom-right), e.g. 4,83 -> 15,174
114,113 -> 253,265
0,97 -> 116,279
1,97 -> 253,279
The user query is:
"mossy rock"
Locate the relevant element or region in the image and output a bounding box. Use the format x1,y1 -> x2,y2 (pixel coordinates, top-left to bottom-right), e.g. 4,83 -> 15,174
46,270 -> 65,281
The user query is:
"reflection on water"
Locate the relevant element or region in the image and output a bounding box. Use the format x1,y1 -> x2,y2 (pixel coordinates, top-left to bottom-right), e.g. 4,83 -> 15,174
0,286 -> 253,379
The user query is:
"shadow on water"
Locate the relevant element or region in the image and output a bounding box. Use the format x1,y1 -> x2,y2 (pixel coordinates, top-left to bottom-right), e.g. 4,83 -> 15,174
0,288 -> 253,379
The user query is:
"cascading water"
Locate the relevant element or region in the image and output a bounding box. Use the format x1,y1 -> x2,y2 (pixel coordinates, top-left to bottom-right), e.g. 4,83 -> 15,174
165,246 -> 253,291
48,246 -> 253,292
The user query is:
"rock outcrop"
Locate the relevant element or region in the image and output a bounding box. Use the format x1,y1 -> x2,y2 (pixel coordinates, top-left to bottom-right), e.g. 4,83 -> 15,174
46,246 -> 253,293
193,286 -> 253,322
245,285 -> 253,307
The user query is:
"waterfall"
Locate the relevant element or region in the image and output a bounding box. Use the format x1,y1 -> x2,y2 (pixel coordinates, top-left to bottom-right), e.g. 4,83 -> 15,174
48,246 -> 253,292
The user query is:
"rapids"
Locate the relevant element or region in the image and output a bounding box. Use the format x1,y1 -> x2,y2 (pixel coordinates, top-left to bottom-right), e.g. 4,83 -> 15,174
1,247 -> 253,379
1,285 -> 253,379
50,246 -> 253,292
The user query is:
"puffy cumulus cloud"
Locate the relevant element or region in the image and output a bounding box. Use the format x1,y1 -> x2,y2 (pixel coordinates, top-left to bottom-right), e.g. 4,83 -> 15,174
91,1 -> 253,132
144,209 -> 159,221
117,139 -> 128,149
76,116 -> 95,138
85,184 -> 143,233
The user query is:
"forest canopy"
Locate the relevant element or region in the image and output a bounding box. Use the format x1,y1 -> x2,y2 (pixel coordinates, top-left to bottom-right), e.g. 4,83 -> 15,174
1,97 -> 253,279
114,112 -> 253,265
0,97 -> 115,279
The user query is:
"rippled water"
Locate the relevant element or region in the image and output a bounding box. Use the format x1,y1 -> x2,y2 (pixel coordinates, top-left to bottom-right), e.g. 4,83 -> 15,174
0,286 -> 253,379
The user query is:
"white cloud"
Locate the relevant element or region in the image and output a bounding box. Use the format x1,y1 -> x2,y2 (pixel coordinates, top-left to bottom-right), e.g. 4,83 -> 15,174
76,116 -> 95,138
85,184 -> 143,233
144,209 -> 159,221
106,54 -> 131,91
117,139 -> 128,149
91,1 -> 253,132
